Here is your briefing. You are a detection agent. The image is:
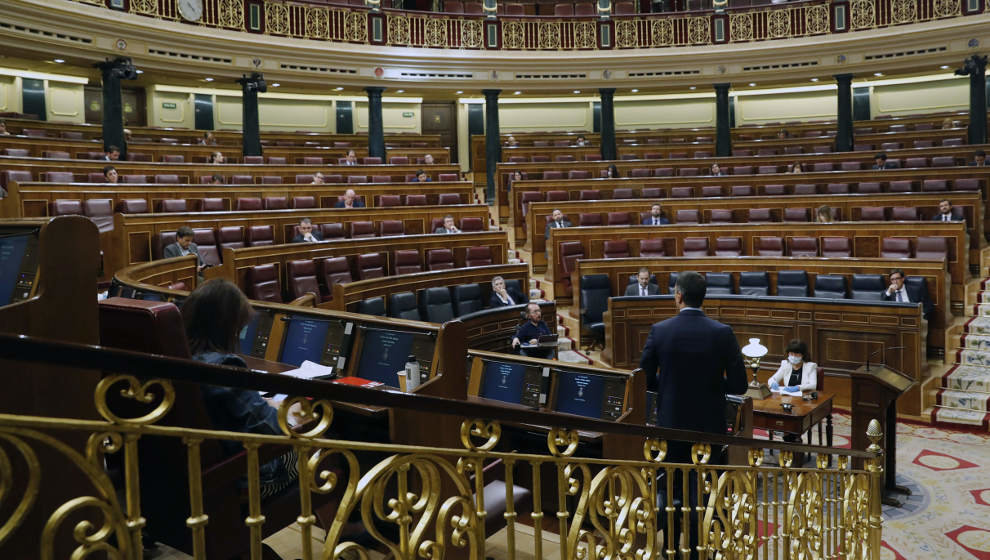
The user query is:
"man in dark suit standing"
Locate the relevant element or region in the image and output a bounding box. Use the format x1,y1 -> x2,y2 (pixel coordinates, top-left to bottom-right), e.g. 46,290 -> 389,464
638,271 -> 747,559
882,268 -> 934,319
624,268 -> 659,296
544,208 -> 572,239
642,204 -> 669,226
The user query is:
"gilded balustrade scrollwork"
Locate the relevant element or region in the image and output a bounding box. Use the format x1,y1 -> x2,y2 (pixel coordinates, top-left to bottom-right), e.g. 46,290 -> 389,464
0,365 -> 886,559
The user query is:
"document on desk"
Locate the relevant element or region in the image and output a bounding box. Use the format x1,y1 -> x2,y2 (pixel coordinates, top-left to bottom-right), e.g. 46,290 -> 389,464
258,360 -> 334,398
771,386 -> 803,398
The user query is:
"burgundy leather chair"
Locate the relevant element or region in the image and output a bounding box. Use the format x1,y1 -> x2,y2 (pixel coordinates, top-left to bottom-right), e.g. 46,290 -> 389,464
286,259 -> 323,301
701,186 -> 722,197
755,237 -> 784,256
362,157 -> 382,164
915,237 -> 947,260
558,241 -> 584,297
371,175 -> 392,183
426,248 -> 455,271
43,150 -> 71,159
714,237 -> 742,257
347,176 -> 367,184
393,250 -> 422,275
122,175 -> 148,184
612,188 -> 634,199
246,264 -> 282,302
890,207 -> 918,221
859,207 -> 886,221
670,187 -> 693,198
653,168 -> 674,177
747,208 -> 772,223
245,225 -> 274,247
236,197 -> 262,211
856,181 -> 881,193
821,237 -> 852,258
606,212 -> 631,226
318,257 -> 353,297
349,221 -> 375,238
460,217 -> 484,232
465,246 -> 493,267
710,209 -> 732,224
291,196 -> 316,209
921,179 -> 947,192
218,226 -> 245,251
788,237 -> 818,257
242,156 -> 264,164
259,176 -> 283,185
579,189 -> 601,201
826,183 -> 850,194
675,209 -> 699,224
262,196 -> 287,210
115,199 -> 148,214
50,199 -> 83,216
405,194 -> 428,206
545,191 -> 568,203
682,237 -> 709,257
320,223 -> 345,239
763,184 -> 786,195
730,185 -> 754,197
157,199 -> 188,213
378,195 -> 401,207
579,213 -> 602,226
301,157 -> 323,165
162,155 -> 185,163
603,240 -> 630,259
792,184 -> 817,195
267,157 -> 286,165
379,220 -> 404,236
568,170 -> 591,179
389,156 -> 409,164
542,171 -> 563,180
193,228 -> 221,266
230,175 -> 254,185
880,238 -> 911,259
356,253 -> 385,279
638,239 -> 666,257
783,208 -> 809,222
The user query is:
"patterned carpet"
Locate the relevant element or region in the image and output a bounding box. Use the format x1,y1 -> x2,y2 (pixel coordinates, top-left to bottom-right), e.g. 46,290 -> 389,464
759,411 -> 990,559
933,316 -> 990,429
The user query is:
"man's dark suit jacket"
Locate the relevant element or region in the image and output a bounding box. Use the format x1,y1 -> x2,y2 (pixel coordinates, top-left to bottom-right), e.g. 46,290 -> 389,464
291,232 -> 324,243
333,200 -> 365,208
882,283 -> 935,319
162,242 -> 204,266
490,290 -> 526,308
871,162 -> 897,170
641,216 -> 670,225
639,308 -> 748,435
624,283 -> 660,296
931,212 -> 962,222
544,219 -> 572,239
434,227 -> 460,234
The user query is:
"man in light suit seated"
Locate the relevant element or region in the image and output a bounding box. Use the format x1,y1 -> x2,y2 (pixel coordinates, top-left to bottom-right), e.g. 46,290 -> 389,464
624,267 -> 659,296
162,226 -> 206,271
768,339 -> 817,394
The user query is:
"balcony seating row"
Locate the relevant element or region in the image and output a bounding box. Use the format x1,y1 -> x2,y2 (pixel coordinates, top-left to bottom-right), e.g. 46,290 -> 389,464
549,206 -> 961,227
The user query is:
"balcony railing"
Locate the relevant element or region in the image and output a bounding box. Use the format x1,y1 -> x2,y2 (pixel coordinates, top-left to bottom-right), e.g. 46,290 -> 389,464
0,333 -> 884,558
68,0 -> 974,51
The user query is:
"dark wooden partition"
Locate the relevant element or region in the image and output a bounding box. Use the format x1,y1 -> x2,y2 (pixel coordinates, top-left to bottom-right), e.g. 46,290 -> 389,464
604,295 -> 925,415
460,302 -> 557,353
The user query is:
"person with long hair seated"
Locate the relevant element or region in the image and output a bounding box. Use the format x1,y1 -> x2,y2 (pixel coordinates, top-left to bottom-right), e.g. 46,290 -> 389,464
181,279 -> 299,498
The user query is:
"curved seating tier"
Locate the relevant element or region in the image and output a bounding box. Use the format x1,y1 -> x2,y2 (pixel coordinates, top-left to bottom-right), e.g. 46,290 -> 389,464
522,190 -> 984,268
110,204 -> 491,275
546,220 -> 970,305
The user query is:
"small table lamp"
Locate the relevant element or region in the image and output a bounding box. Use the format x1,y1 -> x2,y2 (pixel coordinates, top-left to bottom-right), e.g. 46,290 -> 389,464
741,338 -> 771,400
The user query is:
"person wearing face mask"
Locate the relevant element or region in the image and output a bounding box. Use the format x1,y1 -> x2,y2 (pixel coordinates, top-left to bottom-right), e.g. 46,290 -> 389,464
767,339 -> 818,394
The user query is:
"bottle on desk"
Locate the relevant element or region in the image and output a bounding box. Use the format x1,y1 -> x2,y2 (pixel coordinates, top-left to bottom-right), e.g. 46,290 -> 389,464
404,355 -> 421,392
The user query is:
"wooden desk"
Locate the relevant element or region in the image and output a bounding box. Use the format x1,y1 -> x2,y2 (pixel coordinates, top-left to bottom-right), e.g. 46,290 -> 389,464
752,392 -> 834,446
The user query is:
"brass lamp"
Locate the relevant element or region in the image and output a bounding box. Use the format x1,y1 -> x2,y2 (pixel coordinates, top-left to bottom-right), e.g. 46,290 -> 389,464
741,338 -> 771,400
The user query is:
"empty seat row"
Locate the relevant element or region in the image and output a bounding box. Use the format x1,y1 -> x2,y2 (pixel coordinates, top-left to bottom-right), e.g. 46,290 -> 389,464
354,278 -> 528,324
245,246 -> 497,303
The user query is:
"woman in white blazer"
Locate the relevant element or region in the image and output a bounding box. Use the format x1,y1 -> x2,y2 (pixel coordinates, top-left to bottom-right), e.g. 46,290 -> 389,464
768,339 -> 818,393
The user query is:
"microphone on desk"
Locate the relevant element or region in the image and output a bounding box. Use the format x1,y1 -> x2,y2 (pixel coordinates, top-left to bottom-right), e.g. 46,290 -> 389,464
865,346 -> 905,372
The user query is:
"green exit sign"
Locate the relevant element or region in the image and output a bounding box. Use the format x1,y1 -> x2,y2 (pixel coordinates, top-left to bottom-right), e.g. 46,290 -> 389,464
402,111 -> 414,118
162,102 -> 177,109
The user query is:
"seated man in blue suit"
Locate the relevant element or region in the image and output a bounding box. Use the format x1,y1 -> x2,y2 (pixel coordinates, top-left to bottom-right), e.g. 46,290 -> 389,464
882,268 -> 934,319
638,271 -> 747,560
334,189 -> 365,208
642,204 -> 669,226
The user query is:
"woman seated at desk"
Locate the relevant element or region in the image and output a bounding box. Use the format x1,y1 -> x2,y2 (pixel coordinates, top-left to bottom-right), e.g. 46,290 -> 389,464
768,339 -> 818,394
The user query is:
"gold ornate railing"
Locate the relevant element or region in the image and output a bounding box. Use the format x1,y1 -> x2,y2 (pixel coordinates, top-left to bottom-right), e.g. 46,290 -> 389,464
0,334 -> 883,559
66,0 -> 973,51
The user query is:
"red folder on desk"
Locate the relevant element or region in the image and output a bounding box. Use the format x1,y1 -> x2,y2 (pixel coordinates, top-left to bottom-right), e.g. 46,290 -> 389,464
333,376 -> 385,389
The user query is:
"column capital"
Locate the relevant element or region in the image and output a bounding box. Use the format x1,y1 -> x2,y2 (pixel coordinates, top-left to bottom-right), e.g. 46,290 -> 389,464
364,86 -> 386,96
833,73 -> 854,82
598,88 -> 616,96
482,89 -> 501,99
713,83 -> 731,92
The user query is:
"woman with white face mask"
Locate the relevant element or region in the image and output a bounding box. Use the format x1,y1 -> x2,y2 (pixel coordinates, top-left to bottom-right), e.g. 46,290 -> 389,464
767,339 -> 818,394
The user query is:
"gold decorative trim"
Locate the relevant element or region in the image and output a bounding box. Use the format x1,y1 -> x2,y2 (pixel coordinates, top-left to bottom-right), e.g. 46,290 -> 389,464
537,22 -> 561,50
461,18 -> 483,48
266,0 -> 290,35
851,0 -> 876,29
305,7 -> 330,39
891,0 -> 918,24
615,19 -> 638,48
503,21 -> 525,49
729,13 -> 754,41
218,0 -> 245,29
388,14 -> 411,45
805,4 -> 830,35
688,16 -> 711,44
573,21 -> 596,49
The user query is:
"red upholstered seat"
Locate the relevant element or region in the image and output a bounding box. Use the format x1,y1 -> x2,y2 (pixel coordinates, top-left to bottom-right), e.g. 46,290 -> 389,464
755,237 -> 784,256
126,153 -> 152,162
291,196 -> 316,209
325,174 -> 343,183
320,223 -> 345,239
612,188 -> 634,199
826,183 -> 849,194
763,184 -> 786,195
579,213 -> 602,226
263,196 -> 287,210
639,239 -> 666,257
568,170 -> 591,179
545,190 -> 568,203
43,150 -> 70,159
931,156 -> 955,167
880,142 -> 901,151
245,225 -> 274,246
630,168 -> 650,178
378,220 -> 404,236
163,155 -> 185,163
747,208 -> 772,223
267,156 -> 286,164
347,176 -> 367,183
783,208 -> 809,222
427,248 -> 455,270
579,189 -> 600,201
921,179 -> 947,192
574,2 -> 595,15
603,240 -> 630,259
349,221 -> 375,238
821,237 -> 851,258
438,173 -> 459,181
393,250 -> 421,275
678,168 -> 699,176
942,138 -> 963,146
682,237 -> 709,257
405,194 -> 427,206
287,259 -> 323,301
675,209 -> 699,224
555,155 -> 575,162
509,156 -> 529,163
371,175 -> 392,183
583,154 -> 601,161
714,237 -> 742,257
730,185 -> 753,197
465,246 -> 493,267
50,199 -> 83,216
606,212 -> 630,226
192,228 -> 220,266
890,207 -> 918,221
259,176 -> 283,184
243,156 -> 263,164
732,166 -> 753,175
670,187 -> 693,198
653,168 -> 674,177
115,199 -> 148,214
709,209 -> 732,224
236,197 -> 262,211
641,187 -> 662,198
3,148 -> 29,157
812,162 -> 833,172
904,157 -> 927,168
915,237 -> 947,260
460,217 -> 484,232
43,171 -> 75,182
701,186 -> 722,197
356,253 -> 385,280
787,237 -> 818,257
859,207 -> 886,220
530,155 -> 550,162
246,264 -> 282,302
121,175 -> 148,184
82,198 -> 113,218
954,178 -> 980,191
377,195 -> 401,207
857,181 -> 881,193
230,175 -> 253,185
157,199 -> 188,213
880,238 -> 911,259
302,157 -> 323,165
438,193 -> 462,205
757,165 -> 778,174
200,198 -> 224,212
218,226 -> 245,251
792,184 -> 817,195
